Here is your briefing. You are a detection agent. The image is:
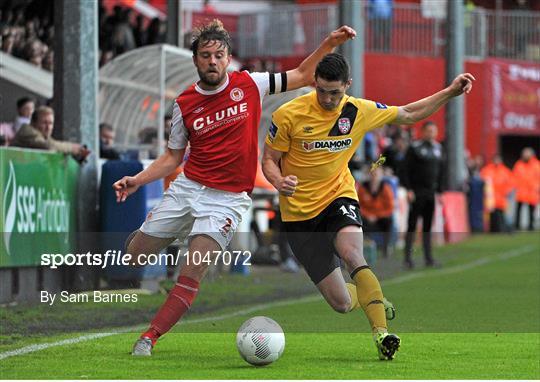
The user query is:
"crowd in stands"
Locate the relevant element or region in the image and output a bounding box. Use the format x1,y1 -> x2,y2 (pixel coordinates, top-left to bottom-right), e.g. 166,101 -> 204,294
98,3 -> 166,67
1,0 -> 54,71
0,0 -> 167,70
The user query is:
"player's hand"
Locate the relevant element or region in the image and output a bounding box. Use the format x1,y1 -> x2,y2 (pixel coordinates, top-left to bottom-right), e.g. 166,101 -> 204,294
326,25 -> 356,47
278,175 -> 298,197
407,190 -> 415,203
448,73 -> 475,96
113,176 -> 140,202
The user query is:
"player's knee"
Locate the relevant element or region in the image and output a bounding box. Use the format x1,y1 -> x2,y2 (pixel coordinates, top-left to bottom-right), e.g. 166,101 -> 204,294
332,302 -> 351,314
331,297 -> 352,314
181,262 -> 208,281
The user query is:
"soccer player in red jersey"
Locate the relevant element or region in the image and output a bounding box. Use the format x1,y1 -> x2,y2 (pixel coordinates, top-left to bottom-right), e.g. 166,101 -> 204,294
113,20 -> 356,356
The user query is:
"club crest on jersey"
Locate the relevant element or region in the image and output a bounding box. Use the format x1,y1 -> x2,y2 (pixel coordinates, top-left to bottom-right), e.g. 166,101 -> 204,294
230,88 -> 244,102
338,118 -> 351,134
302,138 -> 353,152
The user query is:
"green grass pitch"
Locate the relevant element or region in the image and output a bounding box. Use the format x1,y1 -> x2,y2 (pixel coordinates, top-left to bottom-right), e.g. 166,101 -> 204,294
1,233 -> 539,379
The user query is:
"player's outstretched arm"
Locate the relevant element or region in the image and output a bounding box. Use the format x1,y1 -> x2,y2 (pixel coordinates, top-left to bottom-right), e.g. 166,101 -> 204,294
113,148 -> 185,202
394,73 -> 476,125
262,144 -> 298,197
285,25 -> 356,91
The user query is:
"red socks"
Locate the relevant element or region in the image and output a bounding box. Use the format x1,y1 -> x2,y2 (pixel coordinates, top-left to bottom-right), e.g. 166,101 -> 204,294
141,275 -> 199,344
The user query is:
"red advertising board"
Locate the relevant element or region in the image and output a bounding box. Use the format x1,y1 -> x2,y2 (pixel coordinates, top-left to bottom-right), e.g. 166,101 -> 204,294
485,59 -> 540,135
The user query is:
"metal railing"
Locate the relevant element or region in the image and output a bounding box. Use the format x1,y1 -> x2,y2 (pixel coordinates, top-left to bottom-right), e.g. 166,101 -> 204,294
235,4 -> 338,58
182,2 -> 540,62
485,10 -> 540,61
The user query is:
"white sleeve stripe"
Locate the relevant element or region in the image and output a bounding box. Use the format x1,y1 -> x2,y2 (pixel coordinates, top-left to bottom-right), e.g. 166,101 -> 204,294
274,73 -> 282,94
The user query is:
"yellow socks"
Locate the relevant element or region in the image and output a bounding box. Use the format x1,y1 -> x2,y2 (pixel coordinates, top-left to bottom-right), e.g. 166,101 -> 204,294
345,283 -> 361,311
351,266 -> 387,333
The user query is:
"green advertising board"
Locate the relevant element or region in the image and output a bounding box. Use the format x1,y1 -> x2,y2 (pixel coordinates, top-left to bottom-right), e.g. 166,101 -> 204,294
1,148 -> 79,267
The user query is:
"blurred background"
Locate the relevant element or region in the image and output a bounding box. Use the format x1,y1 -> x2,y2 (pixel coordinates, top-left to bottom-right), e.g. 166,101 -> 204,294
0,0 -> 539,314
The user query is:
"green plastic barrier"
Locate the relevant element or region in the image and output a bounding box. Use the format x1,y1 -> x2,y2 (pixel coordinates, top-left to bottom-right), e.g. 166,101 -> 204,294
0,148 -> 78,267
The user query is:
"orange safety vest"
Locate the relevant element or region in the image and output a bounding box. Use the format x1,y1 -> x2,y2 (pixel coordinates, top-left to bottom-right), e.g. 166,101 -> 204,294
356,182 -> 394,220
480,163 -> 514,210
512,157 -> 540,205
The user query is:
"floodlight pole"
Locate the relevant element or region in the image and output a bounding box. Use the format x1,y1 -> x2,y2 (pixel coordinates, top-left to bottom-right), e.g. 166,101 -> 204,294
445,0 -> 466,190
167,0 -> 181,46
158,46 -> 166,157
54,0 -> 99,290
339,0 -> 364,159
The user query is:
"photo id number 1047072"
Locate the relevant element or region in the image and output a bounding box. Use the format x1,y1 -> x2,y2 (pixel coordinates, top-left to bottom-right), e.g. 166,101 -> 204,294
183,250 -> 252,266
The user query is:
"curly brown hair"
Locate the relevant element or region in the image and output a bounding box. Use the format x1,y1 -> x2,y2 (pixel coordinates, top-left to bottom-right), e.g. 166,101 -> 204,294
190,19 -> 232,55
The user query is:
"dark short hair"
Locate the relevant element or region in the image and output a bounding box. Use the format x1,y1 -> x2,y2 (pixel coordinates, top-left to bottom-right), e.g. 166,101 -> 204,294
315,53 -> 350,84
422,121 -> 437,129
17,97 -> 34,109
99,123 -> 113,132
191,19 -> 232,55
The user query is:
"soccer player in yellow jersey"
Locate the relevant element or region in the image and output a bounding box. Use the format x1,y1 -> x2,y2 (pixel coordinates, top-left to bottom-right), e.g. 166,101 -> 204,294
262,53 -> 475,360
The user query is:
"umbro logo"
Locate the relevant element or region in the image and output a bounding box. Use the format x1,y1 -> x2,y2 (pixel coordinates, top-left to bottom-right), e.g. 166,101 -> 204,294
303,126 -> 314,134
193,106 -> 204,114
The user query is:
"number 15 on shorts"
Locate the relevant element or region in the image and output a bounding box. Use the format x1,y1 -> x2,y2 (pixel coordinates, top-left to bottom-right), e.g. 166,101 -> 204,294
340,204 -> 358,219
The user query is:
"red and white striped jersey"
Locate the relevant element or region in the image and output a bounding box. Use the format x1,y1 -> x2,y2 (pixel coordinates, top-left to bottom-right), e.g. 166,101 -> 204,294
169,71 -> 287,193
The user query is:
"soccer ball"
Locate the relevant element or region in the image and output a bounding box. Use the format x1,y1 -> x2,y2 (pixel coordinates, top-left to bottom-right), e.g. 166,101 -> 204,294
236,316 -> 285,366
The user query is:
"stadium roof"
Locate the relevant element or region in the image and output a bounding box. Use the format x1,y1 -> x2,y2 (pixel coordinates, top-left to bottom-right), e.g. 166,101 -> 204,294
98,44 -> 311,155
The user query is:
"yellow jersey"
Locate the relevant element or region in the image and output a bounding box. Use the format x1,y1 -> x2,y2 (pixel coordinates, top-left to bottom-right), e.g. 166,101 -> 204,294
265,91 -> 398,222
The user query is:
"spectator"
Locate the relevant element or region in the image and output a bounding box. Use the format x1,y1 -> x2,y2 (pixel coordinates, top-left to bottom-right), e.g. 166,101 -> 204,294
138,126 -> 159,159
164,114 -> 172,137
10,106 -> 90,161
480,154 -> 514,232
133,14 -> 146,47
146,17 -> 166,45
1,29 -> 15,54
363,131 -> 378,162
382,131 -> 409,184
99,123 -> 120,159
402,121 -> 444,269
13,97 -> 35,133
111,8 -> 136,55
369,0 -> 393,52
356,166 -> 394,258
513,147 -> 540,230
202,0 -> 218,15
23,38 -> 44,67
0,122 -> 15,145
465,150 -> 485,233
42,49 -> 53,71
99,49 -> 114,67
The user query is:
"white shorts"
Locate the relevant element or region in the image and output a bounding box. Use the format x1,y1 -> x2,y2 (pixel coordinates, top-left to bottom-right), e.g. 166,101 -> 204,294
140,174 -> 252,250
